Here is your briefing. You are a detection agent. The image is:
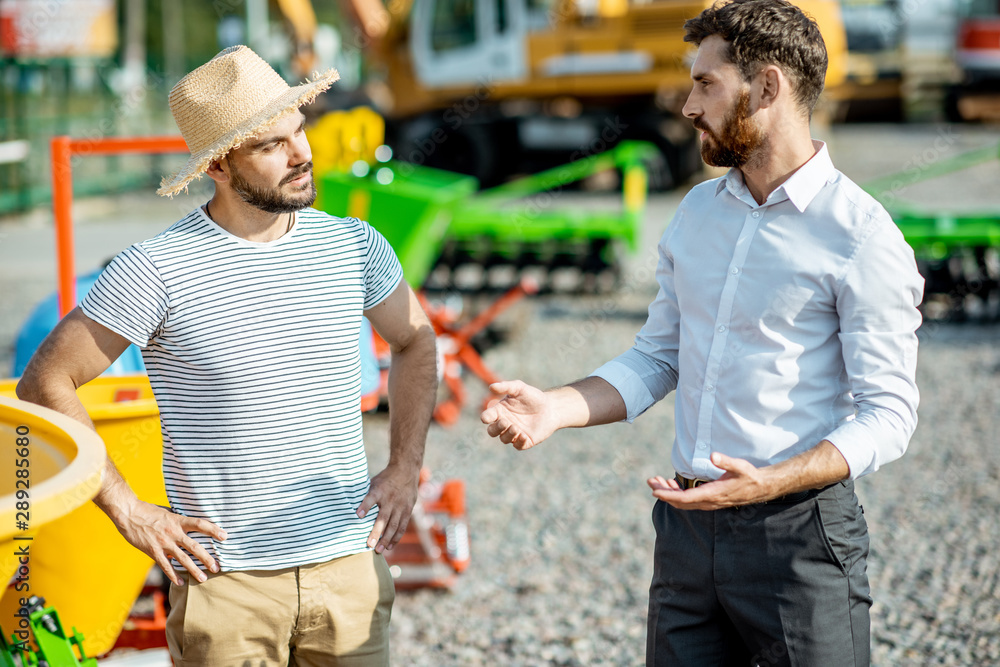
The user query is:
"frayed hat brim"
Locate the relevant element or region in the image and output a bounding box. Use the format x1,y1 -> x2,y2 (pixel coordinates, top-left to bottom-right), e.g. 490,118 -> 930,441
157,69 -> 339,197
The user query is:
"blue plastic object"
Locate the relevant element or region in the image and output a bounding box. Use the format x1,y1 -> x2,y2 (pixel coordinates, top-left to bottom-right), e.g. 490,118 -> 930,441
13,270 -> 145,377
359,317 -> 379,397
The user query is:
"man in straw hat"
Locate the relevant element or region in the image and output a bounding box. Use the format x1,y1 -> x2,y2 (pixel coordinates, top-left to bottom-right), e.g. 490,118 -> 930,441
18,46 -> 438,664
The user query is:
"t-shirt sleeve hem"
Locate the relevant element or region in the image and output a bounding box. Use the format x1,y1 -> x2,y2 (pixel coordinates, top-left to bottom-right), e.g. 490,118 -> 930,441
363,272 -> 404,311
78,301 -> 150,349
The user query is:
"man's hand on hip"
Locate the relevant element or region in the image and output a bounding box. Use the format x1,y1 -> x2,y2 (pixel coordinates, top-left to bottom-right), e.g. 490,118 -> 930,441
357,463 -> 420,554
115,499 -> 227,586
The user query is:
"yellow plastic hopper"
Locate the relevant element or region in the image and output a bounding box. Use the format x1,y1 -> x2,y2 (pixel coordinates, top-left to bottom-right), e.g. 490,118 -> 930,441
0,376 -> 166,656
0,395 -> 105,583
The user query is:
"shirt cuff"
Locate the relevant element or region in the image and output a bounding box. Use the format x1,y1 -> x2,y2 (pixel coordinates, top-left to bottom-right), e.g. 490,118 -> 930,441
822,419 -> 879,481
590,360 -> 656,423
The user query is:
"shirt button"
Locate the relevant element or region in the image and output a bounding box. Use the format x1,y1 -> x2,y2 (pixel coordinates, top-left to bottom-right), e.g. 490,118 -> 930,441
730,267 -> 739,275
717,325 -> 726,333
697,442 -> 708,450
751,211 -> 761,218
705,384 -> 714,392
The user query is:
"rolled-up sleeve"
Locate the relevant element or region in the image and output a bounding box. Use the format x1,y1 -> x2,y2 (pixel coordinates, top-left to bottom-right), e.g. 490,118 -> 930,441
591,228 -> 681,422
824,222 -> 924,479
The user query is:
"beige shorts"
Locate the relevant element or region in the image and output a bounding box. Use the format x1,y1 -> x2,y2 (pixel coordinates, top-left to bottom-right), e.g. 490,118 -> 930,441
166,550 -> 395,667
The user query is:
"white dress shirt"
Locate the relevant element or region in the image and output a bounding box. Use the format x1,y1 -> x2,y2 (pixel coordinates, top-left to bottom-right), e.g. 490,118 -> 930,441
592,142 -> 923,481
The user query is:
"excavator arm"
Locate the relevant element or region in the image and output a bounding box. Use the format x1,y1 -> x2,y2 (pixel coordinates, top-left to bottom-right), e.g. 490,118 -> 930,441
274,0 -> 319,75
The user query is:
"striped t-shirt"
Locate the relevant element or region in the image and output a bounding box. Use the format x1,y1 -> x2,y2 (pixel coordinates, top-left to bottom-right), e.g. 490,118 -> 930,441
80,206 -> 403,571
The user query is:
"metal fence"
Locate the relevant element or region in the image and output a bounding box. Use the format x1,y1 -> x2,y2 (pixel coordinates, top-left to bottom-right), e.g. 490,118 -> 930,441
0,58 -> 180,215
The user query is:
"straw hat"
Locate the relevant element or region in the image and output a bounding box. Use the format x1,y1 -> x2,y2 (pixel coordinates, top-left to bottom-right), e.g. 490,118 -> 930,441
158,45 -> 339,197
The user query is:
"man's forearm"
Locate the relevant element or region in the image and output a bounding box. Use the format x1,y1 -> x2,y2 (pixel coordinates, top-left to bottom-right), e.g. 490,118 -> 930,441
92,458 -> 144,524
549,376 -> 628,430
650,439 -> 852,509
16,373 -> 96,431
17,371 -> 141,523
385,326 -> 438,470
763,439 -> 851,497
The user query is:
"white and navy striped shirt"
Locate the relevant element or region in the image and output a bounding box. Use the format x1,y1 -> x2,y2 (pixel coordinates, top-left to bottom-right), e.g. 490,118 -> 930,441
81,206 -> 403,571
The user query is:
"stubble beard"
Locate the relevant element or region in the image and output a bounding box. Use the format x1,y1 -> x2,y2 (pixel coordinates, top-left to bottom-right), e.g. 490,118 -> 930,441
696,90 -> 766,169
229,161 -> 317,214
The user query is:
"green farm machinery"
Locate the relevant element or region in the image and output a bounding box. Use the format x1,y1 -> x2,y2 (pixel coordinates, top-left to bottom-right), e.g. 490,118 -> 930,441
866,143 -> 1000,321
315,139 -> 658,294
2,597 -> 98,667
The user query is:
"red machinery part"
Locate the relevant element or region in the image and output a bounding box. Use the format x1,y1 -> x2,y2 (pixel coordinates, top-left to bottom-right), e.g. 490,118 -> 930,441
957,18 -> 1000,71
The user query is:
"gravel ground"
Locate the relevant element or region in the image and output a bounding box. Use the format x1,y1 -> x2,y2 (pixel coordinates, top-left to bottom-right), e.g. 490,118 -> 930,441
371,302 -> 1000,666
2,125 -> 999,665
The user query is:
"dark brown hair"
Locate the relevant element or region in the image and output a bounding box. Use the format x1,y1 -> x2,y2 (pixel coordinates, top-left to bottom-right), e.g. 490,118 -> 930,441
683,0 -> 828,114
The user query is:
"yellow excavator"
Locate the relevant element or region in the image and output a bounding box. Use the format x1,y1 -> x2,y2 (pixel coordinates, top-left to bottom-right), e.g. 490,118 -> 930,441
277,0 -> 847,186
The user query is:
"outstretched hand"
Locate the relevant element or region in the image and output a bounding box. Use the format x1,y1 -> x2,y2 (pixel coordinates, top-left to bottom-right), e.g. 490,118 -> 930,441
114,500 -> 227,586
480,380 -> 560,450
647,452 -> 775,510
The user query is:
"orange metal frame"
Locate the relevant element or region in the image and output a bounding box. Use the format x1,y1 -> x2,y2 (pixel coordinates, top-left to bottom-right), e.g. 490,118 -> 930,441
50,135 -> 189,316
366,279 -> 537,425
419,278 -> 538,425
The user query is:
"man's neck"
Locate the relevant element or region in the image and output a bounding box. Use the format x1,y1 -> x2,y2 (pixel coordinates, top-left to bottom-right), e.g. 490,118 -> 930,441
205,194 -> 293,243
739,125 -> 818,206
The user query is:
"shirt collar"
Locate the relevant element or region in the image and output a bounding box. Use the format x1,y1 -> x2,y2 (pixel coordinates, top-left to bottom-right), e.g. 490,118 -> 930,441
714,140 -> 836,213
715,169 -> 743,197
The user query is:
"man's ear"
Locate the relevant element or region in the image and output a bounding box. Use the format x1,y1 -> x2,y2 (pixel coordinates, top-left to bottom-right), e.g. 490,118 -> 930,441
206,158 -> 230,184
756,65 -> 782,110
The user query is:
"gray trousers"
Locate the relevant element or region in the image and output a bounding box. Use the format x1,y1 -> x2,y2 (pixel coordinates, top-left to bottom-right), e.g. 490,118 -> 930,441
646,481 -> 872,667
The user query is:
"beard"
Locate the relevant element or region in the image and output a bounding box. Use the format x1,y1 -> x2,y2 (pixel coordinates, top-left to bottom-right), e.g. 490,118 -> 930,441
695,90 -> 765,169
229,160 -> 317,213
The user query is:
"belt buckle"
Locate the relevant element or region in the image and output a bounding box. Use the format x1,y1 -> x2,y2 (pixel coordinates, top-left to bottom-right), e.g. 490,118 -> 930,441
675,474 -> 709,490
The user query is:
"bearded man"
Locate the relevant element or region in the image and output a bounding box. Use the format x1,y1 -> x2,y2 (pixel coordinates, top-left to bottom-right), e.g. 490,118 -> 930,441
481,1 -> 923,664
17,46 -> 438,665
